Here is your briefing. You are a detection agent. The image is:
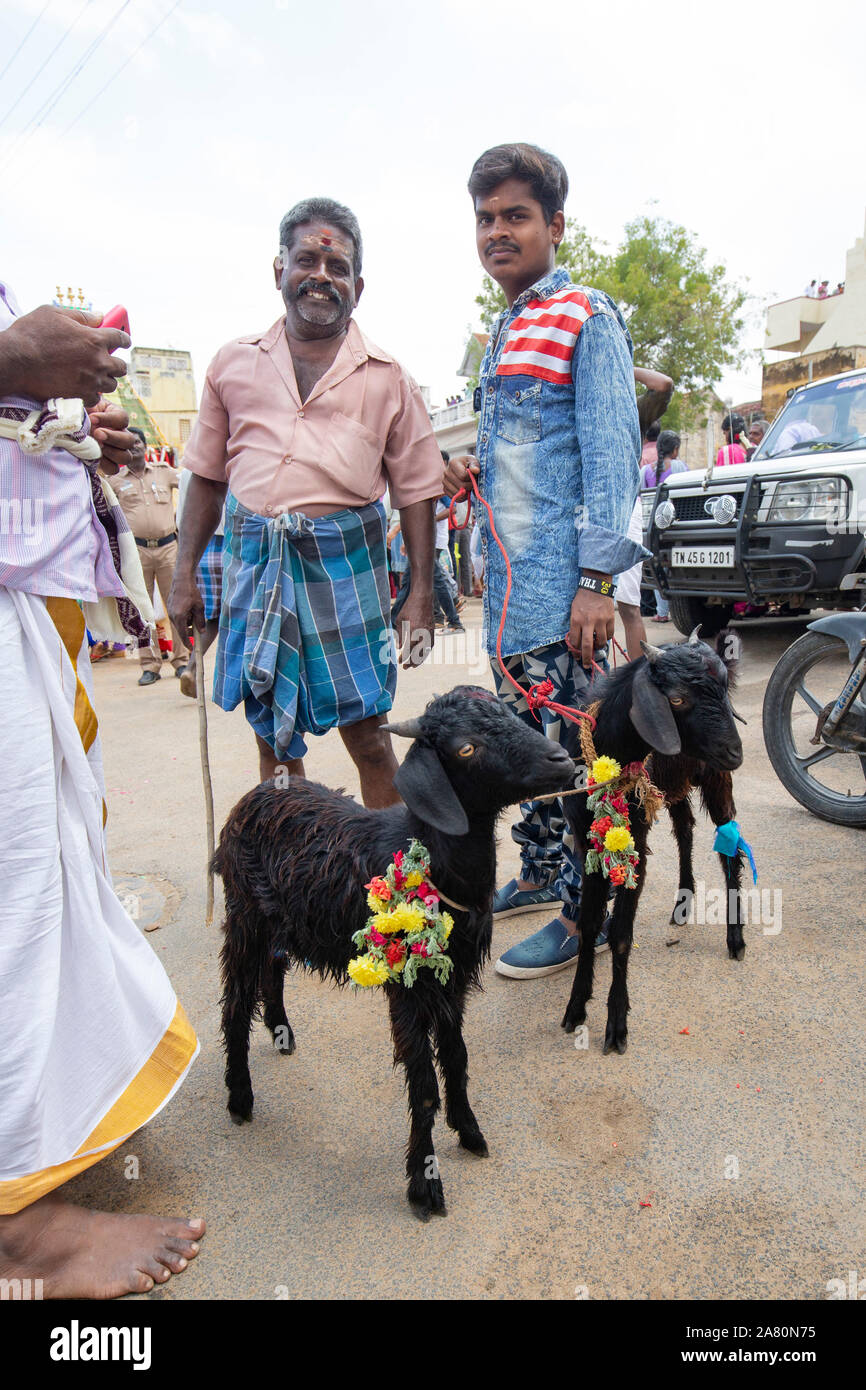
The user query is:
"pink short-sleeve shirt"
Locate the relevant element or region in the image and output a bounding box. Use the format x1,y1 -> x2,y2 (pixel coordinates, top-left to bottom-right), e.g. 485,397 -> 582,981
183,316 -> 444,518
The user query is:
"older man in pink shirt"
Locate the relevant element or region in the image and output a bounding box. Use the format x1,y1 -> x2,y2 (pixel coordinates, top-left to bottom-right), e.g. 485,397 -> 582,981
170,198 -> 443,804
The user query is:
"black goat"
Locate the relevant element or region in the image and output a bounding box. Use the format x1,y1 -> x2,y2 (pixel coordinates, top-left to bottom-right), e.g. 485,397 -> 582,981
215,686 -> 574,1220
561,631 -> 745,1054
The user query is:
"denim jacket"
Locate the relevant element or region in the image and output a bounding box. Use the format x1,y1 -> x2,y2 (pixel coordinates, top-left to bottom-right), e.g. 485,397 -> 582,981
475,266 -> 648,657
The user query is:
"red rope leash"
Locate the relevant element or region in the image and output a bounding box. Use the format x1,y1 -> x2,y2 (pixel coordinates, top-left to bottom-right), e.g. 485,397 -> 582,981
450,474 -> 598,732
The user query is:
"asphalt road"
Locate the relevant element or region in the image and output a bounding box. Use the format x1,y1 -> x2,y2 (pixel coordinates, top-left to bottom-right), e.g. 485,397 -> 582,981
69,604 -> 866,1301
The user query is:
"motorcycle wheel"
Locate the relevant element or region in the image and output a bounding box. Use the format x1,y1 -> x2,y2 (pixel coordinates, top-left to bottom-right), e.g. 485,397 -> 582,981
762,630 -> 866,827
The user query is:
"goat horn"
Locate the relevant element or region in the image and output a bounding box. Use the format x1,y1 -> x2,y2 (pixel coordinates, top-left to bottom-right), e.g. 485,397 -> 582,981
728,701 -> 748,726
381,718 -> 423,739
688,625 -> 702,645
639,639 -> 664,664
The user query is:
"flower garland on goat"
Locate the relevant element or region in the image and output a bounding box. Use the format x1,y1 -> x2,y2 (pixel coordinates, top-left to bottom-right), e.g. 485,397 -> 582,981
579,702 -> 666,890
348,841 -> 454,989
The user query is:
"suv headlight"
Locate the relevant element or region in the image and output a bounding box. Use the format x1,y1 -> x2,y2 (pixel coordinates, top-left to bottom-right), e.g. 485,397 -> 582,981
763,477 -> 849,524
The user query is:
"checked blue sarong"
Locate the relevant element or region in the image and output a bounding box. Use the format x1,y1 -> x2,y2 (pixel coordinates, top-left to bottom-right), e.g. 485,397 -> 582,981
196,534 -> 224,622
215,494 -> 396,760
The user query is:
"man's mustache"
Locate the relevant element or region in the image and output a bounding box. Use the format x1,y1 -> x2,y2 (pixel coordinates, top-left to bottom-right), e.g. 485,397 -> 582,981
296,279 -> 342,304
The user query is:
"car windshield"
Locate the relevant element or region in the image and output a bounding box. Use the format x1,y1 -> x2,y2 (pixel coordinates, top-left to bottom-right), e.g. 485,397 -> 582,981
757,374 -> 866,460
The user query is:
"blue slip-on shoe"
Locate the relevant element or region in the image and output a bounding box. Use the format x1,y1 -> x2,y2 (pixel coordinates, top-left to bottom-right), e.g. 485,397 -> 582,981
494,918 -> 580,978
492,878 -> 562,921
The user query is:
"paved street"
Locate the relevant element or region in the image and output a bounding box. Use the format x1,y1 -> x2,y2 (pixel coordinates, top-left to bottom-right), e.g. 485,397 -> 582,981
73,605 -> 865,1300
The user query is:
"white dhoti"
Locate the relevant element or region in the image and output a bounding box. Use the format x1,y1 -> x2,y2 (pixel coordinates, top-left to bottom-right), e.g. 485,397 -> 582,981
615,499 -> 646,608
0,586 -> 198,1214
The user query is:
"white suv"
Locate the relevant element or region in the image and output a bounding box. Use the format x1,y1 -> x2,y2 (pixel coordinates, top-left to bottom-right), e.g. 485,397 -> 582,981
643,367 -> 866,633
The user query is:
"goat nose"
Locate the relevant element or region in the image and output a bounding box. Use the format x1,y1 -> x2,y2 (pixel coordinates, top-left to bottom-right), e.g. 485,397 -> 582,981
547,748 -> 574,767
725,742 -> 744,770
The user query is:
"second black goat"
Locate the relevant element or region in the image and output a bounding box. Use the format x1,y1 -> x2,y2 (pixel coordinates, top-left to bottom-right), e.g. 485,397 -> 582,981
561,630 -> 745,1054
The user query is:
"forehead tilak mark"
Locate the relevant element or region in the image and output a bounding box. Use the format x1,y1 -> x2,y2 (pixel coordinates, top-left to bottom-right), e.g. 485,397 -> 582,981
298,229 -> 350,256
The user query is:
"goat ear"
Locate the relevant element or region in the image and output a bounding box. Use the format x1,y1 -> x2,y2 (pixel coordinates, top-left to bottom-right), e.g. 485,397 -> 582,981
629,665 -> 682,755
393,744 -> 470,836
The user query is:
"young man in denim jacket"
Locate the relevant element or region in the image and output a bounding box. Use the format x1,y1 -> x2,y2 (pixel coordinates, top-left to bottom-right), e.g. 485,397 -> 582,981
444,143 -> 648,978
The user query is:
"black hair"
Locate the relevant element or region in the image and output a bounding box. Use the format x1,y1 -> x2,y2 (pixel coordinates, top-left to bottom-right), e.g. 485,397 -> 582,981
657,429 -> 680,461
129,427 -> 146,444
721,412 -> 746,442
440,449 -> 450,463
467,143 -> 568,224
645,420 -> 662,443
278,198 -> 363,277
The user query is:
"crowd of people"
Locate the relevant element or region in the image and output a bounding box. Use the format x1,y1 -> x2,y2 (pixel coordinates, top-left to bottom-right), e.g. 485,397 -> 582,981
803,279 -> 845,298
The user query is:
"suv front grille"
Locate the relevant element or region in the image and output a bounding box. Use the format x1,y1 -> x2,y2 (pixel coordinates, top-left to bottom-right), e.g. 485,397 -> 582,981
672,493 -> 744,523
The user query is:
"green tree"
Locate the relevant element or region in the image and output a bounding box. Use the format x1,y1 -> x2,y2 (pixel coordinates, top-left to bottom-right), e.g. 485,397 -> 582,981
475,215 -> 748,431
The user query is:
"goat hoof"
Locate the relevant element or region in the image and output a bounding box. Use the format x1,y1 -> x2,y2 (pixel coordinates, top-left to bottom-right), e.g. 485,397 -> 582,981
227,1092 -> 254,1124
408,1177 -> 447,1221
459,1130 -> 489,1158
271,1030 -> 296,1055
561,1009 -> 586,1034
729,944 -> 746,961
603,1032 -> 627,1055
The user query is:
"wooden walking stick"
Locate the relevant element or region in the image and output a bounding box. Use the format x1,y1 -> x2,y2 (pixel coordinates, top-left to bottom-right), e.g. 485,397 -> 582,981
194,635 -> 216,925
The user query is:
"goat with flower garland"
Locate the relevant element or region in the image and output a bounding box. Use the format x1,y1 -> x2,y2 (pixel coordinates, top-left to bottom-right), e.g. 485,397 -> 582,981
561,629 -> 746,1055
215,685 -> 574,1220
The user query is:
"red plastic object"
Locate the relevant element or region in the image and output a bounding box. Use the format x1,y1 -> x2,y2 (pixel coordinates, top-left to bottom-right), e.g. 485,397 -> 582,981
101,304 -> 131,335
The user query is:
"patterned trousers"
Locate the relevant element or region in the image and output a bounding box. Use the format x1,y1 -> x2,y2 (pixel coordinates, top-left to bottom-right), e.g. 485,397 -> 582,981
491,640 -> 607,920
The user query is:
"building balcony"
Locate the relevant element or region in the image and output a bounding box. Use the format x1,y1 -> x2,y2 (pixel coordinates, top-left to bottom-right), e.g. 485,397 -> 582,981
429,396 -> 476,430
764,294 -> 838,353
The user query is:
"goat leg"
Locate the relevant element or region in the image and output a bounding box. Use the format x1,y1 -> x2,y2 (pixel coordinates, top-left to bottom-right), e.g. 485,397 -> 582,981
433,994 -> 488,1158
561,869 -> 609,1034
220,940 -> 258,1124
667,796 -> 696,936
721,850 -> 746,960
603,848 -> 648,1054
700,770 -> 746,960
262,954 -> 295,1055
389,991 -> 446,1221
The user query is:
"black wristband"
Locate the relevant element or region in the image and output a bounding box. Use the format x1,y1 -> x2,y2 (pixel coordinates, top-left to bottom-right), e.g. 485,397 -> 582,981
577,574 -> 617,598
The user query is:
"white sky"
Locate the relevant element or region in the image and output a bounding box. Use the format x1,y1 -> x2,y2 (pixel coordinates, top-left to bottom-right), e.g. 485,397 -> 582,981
2,0 -> 863,410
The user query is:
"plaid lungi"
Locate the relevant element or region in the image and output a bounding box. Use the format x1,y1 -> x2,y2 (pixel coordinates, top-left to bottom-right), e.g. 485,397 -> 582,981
196,534 -> 224,622
215,494 -> 397,760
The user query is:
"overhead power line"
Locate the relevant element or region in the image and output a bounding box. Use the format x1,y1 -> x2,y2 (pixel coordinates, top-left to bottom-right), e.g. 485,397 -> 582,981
61,0 -> 183,140
0,0 -> 93,133
0,1 -> 54,85
0,0 -> 132,173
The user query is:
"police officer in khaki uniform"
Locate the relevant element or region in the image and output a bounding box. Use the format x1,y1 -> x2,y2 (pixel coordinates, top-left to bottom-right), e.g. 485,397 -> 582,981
109,429 -> 191,685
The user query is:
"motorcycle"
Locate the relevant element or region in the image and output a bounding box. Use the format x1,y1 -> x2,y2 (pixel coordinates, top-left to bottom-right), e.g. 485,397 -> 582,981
763,612 -> 866,827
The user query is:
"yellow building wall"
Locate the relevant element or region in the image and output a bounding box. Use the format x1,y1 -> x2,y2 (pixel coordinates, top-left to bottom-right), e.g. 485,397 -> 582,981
129,348 -> 198,456
762,346 -> 866,421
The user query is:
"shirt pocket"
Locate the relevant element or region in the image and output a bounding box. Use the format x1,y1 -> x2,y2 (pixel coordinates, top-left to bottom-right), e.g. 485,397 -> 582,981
323,411 -> 384,499
497,381 -> 542,445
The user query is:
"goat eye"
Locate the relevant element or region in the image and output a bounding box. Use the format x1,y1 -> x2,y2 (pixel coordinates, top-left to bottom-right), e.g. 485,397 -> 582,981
457,743 -> 475,758
669,696 -> 684,706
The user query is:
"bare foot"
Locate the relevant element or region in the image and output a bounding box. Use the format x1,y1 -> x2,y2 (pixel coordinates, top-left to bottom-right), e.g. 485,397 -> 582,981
0,1196 -> 205,1299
